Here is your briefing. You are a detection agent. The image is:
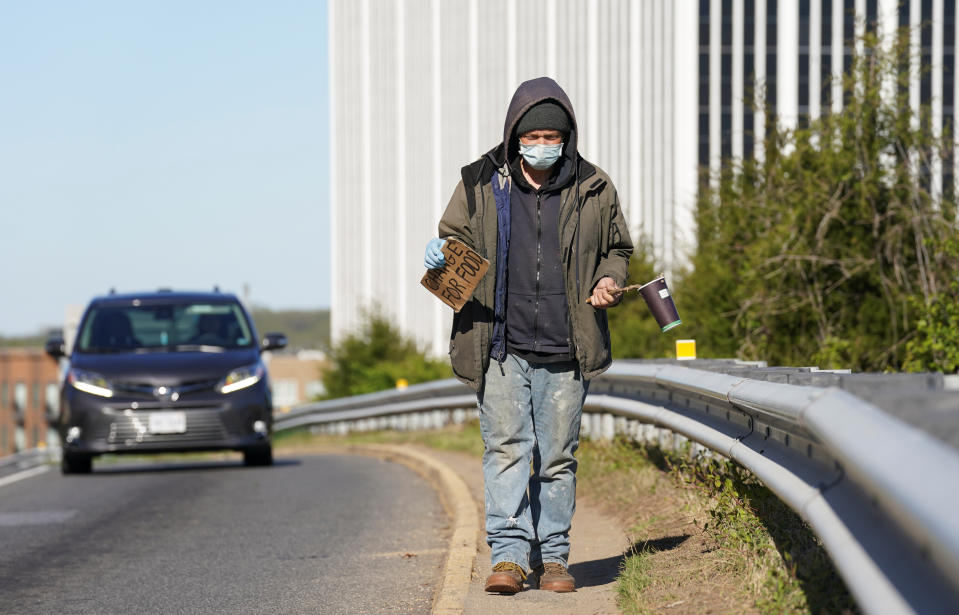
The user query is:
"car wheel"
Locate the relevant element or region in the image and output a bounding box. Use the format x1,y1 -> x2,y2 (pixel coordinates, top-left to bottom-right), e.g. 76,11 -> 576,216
62,453 -> 92,474
243,445 -> 273,467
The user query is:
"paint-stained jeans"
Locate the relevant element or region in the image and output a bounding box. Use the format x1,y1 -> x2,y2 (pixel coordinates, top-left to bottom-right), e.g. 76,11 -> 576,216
477,354 -> 587,570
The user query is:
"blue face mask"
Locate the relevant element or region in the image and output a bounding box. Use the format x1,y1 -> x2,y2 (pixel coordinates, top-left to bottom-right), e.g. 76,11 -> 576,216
519,142 -> 563,170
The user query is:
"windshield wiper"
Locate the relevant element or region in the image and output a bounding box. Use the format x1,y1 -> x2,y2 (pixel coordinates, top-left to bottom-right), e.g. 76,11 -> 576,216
172,344 -> 227,352
79,346 -> 130,354
131,346 -> 171,354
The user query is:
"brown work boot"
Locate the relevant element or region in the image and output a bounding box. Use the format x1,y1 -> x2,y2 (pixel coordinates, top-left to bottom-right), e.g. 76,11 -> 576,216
533,562 -> 575,592
484,561 -> 527,594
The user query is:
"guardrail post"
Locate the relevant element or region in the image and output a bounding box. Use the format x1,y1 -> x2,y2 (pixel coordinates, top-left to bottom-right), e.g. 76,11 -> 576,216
658,428 -> 671,450
600,413 -> 615,441
614,416 -> 627,437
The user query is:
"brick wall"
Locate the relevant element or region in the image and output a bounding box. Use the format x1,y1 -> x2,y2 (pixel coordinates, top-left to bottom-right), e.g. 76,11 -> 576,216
0,349 -> 61,455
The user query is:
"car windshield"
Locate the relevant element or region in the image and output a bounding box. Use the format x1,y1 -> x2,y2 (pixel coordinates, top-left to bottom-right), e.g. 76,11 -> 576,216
76,302 -> 254,353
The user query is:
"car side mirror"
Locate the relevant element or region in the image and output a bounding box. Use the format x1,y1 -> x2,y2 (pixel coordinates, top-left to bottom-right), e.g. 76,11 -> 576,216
261,333 -> 287,352
45,337 -> 66,359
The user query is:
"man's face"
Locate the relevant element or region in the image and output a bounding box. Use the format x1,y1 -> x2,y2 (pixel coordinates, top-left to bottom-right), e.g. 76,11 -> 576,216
518,129 -> 564,145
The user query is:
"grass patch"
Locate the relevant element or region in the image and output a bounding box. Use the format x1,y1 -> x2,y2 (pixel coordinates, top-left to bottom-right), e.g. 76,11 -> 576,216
616,545 -> 655,615
685,455 -> 857,614
583,437 -> 858,615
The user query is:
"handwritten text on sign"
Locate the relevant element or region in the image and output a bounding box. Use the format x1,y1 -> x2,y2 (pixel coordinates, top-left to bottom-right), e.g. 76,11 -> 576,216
420,238 -> 490,312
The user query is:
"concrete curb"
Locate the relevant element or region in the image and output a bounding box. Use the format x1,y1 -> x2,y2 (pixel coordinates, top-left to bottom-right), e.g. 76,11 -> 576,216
341,444 -> 478,615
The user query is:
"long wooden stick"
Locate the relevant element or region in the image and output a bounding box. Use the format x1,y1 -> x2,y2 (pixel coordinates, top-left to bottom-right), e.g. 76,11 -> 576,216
584,284 -> 642,304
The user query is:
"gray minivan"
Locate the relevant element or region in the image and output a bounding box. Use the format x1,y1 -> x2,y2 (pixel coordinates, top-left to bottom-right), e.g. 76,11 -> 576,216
46,290 -> 286,474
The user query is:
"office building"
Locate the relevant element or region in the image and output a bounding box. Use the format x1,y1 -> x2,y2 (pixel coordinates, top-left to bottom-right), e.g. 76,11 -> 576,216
329,0 -> 956,356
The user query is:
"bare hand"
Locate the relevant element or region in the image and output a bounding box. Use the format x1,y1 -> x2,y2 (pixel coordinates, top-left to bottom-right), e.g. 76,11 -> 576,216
589,277 -> 621,309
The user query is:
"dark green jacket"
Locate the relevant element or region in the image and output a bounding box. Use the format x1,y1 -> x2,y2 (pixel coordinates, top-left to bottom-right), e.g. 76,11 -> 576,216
438,154 -> 633,391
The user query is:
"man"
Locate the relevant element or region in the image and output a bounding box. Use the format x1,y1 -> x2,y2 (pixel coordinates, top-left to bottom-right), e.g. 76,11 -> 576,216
424,77 -> 633,594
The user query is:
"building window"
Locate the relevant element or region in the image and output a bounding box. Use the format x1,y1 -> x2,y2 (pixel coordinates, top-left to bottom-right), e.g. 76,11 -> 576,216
744,0 -> 755,159
767,0 -> 778,112
699,0 -> 710,168
45,382 -> 60,420
273,379 -> 300,409
944,0 -> 956,200
722,0 -> 733,159
921,0 -> 932,105
822,0 -> 833,111
866,0 -> 877,31
13,382 -> 27,414
843,0 -> 855,108
899,2 -> 911,102
0,381 -> 6,409
798,0 -> 810,126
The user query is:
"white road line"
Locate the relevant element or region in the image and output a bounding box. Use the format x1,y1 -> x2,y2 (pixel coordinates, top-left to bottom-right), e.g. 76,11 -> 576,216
0,465 -> 51,489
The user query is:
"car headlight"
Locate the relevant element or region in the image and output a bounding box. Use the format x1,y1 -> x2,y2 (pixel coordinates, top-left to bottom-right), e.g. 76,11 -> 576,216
218,363 -> 265,394
68,368 -> 114,398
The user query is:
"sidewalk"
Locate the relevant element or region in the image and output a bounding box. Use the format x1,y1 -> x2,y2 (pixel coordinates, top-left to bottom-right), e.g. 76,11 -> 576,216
420,447 -> 629,615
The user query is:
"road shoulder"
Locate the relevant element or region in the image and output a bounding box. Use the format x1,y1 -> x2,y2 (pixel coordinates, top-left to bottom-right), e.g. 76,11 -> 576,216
279,443 -> 629,615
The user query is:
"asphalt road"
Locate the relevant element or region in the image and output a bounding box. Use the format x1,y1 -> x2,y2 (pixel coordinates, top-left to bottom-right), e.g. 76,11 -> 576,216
0,454 -> 448,614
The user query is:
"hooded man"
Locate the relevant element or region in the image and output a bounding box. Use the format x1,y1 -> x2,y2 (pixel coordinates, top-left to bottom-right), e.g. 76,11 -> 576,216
424,77 -> 633,594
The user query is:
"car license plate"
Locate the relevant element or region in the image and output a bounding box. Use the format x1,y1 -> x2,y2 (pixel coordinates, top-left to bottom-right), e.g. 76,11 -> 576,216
148,411 -> 187,434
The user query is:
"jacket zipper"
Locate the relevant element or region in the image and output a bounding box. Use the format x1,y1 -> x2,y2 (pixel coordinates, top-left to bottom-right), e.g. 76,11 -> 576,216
532,191 -> 543,350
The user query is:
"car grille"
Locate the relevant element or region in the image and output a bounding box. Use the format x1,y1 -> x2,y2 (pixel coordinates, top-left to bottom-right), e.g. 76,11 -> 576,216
112,378 -> 220,400
106,409 -> 232,445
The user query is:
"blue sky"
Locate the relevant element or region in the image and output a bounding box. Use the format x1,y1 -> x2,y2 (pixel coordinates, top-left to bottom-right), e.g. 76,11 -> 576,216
0,1 -> 329,336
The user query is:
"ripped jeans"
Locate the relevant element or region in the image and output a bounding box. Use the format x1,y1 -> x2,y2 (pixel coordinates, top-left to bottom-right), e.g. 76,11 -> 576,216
477,354 -> 587,571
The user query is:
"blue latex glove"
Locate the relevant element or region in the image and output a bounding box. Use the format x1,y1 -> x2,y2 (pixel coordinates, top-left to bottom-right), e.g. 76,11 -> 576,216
424,238 -> 447,269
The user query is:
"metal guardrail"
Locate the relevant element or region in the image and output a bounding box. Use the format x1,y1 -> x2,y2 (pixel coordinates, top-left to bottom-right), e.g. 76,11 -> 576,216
275,359 -> 959,614
0,447 -> 59,476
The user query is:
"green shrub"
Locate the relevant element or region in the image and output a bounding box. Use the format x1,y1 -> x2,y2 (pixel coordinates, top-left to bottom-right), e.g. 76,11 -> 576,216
320,309 -> 452,399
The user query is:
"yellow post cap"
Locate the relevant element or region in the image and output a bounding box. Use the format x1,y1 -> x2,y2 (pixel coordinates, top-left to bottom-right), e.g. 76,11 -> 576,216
676,339 -> 696,360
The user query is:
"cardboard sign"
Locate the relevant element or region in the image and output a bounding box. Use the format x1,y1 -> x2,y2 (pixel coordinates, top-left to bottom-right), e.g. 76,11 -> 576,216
421,238 -> 490,312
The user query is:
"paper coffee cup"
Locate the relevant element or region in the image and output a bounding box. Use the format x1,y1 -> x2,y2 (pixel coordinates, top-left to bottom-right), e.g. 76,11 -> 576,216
638,277 -> 681,332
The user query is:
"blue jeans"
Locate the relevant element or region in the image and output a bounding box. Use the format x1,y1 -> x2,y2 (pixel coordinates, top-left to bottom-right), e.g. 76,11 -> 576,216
477,354 -> 587,571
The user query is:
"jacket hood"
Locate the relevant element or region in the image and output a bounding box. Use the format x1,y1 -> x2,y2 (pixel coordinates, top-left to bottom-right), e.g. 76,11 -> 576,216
493,77 -> 579,173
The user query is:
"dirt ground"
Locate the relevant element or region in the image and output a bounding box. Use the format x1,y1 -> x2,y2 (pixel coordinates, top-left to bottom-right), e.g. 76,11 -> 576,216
425,447 -> 757,615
